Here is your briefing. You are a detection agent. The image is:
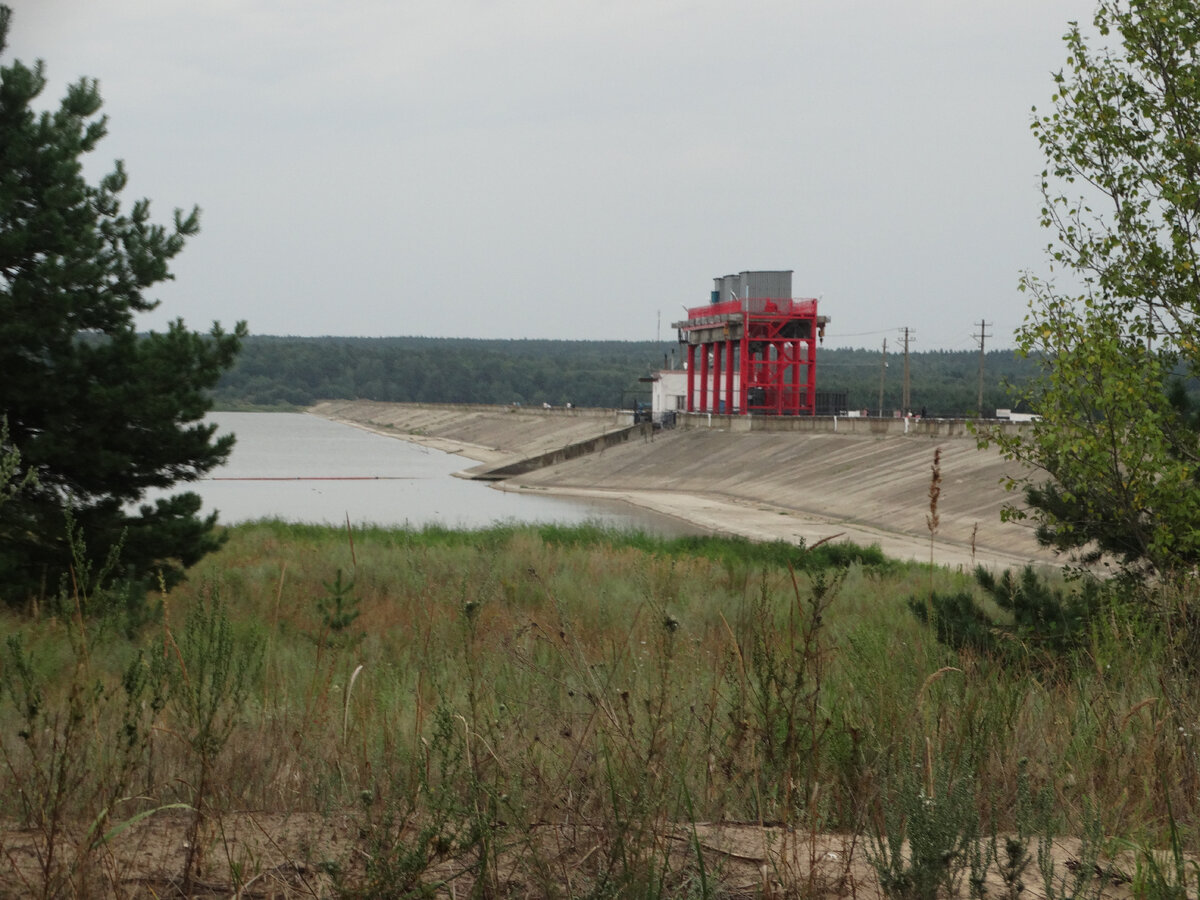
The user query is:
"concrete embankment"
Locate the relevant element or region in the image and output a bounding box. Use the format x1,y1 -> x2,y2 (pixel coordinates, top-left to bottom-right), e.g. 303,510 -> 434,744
309,400 -> 638,468
308,400 -> 1053,571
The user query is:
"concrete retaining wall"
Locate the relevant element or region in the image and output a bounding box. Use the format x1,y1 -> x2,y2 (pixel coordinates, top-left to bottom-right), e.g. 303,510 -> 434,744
675,412 -> 1032,439
466,422 -> 653,480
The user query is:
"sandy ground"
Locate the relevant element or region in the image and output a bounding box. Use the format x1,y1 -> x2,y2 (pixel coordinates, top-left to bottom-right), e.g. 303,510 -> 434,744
0,809 -> 1136,900
309,401 -> 1059,572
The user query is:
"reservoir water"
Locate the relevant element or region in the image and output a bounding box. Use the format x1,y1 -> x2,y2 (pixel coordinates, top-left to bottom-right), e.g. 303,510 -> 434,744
186,412 -> 690,534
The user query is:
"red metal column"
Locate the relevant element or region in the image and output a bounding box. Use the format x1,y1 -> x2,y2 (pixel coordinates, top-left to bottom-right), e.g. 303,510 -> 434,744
788,342 -> 801,415
806,336 -> 817,413
738,332 -> 750,412
796,340 -> 804,414
698,341 -> 709,412
725,339 -> 736,413
777,342 -> 788,414
711,340 -> 723,413
686,343 -> 696,412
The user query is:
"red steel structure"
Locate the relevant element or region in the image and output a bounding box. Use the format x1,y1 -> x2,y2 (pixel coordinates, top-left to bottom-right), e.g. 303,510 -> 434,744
674,295 -> 825,416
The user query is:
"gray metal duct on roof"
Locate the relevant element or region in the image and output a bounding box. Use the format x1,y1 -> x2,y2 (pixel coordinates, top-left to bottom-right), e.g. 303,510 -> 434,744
712,270 -> 793,302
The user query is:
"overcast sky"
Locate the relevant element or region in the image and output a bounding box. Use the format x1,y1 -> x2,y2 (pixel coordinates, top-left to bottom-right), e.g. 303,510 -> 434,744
13,1 -> 1098,349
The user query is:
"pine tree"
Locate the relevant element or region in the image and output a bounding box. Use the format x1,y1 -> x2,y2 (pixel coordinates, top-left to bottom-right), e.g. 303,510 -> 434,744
0,7 -> 246,607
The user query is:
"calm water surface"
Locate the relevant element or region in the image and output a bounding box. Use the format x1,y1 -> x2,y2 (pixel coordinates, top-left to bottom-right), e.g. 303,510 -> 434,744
188,412 -> 691,534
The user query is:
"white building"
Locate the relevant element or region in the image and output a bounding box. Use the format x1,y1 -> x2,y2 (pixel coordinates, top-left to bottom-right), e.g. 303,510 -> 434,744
648,370 -> 688,424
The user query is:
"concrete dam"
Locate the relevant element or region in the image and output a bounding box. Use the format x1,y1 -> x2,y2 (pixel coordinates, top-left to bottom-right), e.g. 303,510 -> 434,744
308,400 -> 1053,572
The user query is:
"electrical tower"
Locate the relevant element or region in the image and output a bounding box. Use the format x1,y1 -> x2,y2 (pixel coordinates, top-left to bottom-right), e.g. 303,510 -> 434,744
877,338 -> 887,417
975,320 -> 992,416
900,327 -> 915,415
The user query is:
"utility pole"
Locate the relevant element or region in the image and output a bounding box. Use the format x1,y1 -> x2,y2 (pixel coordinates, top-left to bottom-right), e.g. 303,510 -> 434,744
877,338 -> 887,417
975,319 -> 992,416
900,327 -> 915,415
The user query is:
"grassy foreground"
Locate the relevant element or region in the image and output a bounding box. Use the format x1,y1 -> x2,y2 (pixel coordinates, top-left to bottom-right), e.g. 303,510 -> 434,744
1,520 -> 1198,898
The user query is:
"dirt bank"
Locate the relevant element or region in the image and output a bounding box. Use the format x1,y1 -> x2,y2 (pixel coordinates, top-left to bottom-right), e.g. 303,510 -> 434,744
309,401 -> 1055,571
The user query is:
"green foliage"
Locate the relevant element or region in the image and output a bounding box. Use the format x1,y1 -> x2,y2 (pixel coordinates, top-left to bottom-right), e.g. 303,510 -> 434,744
49,508 -> 163,638
910,566 -> 1101,662
819,346 -> 1037,417
0,7 -> 246,608
339,704 -> 477,899
316,568 -> 362,646
975,567 -> 1101,655
164,586 -> 263,889
989,0 -> 1200,579
5,519 -> 1200,894
167,588 -> 262,760
729,570 -> 839,825
0,416 -> 35,508
534,522 -> 891,572
1126,794 -> 1200,900
0,606 -> 167,896
1037,803 -> 1110,900
215,335 -> 672,409
866,760 -> 984,900
295,519 -> 890,577
995,761 -> 1044,900
211,335 -> 1038,416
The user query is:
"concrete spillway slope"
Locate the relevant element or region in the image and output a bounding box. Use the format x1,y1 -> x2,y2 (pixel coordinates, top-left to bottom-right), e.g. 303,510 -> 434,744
505,427 -> 1051,571
309,401 -> 1054,571
309,400 -> 637,471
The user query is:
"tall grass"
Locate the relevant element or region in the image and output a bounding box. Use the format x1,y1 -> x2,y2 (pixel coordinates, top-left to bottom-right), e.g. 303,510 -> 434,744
1,520 -> 1197,897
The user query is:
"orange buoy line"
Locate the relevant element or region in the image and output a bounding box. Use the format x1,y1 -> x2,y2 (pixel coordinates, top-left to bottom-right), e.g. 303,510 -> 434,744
206,476 -> 418,481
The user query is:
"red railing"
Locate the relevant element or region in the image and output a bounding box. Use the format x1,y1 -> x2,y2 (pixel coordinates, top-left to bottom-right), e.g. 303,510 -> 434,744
684,297 -> 818,321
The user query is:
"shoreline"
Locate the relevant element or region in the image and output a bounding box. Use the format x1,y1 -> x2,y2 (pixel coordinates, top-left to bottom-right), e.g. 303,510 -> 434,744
308,408 -> 506,463
311,406 -> 1051,571
493,481 -> 1041,571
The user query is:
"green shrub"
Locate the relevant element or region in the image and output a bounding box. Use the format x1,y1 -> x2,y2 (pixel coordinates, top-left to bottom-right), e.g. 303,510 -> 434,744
910,566 -> 1102,663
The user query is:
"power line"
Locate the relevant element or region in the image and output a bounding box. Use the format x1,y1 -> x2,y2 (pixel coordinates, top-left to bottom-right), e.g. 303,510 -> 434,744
831,326 -> 908,338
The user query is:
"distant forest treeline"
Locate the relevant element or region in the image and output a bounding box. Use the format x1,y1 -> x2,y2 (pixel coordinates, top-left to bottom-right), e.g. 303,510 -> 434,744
212,335 -> 1038,417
